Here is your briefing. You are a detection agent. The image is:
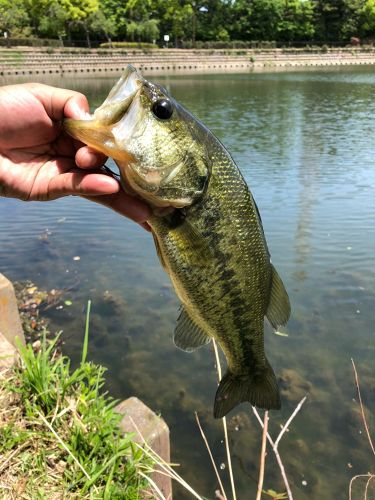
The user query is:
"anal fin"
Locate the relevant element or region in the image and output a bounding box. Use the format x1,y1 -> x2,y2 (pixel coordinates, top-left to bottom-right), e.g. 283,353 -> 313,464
266,264 -> 291,329
174,307 -> 211,352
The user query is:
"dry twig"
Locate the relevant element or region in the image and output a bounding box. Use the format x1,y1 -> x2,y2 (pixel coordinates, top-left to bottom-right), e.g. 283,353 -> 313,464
212,339 -> 237,500
256,410 -> 269,500
351,359 -> 375,456
252,396 -> 307,500
348,359 -> 374,500
195,412 -> 227,499
349,473 -> 375,500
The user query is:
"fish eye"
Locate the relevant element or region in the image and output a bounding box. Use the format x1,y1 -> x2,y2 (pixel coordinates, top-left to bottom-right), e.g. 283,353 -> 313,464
152,99 -> 173,120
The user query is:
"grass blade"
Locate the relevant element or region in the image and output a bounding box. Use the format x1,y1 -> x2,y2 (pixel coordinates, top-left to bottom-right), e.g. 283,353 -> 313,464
81,300 -> 91,365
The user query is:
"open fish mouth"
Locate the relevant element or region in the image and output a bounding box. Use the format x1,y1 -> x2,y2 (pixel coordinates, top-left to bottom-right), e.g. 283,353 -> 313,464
63,65 -> 144,159
93,65 -> 144,125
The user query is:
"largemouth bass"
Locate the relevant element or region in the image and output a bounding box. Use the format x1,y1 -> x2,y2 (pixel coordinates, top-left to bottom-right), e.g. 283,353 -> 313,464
64,66 -> 291,418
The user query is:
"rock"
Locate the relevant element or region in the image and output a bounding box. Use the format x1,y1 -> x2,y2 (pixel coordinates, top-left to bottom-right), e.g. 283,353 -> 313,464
0,331 -> 18,369
116,397 -> 172,499
0,273 -> 25,347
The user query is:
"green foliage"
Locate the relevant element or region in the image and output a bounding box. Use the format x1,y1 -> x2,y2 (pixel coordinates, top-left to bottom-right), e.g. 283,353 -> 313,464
0,0 -> 31,37
0,37 -> 62,46
99,41 -> 155,48
180,40 -> 277,49
0,328 -> 153,497
0,0 -> 374,46
361,0 -> 375,36
277,0 -> 316,42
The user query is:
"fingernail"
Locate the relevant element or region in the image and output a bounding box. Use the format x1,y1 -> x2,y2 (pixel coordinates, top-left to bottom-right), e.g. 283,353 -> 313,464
69,100 -> 91,120
85,151 -> 100,167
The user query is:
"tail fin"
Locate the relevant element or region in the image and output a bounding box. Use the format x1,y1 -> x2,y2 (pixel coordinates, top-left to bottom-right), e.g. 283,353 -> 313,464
213,359 -> 280,419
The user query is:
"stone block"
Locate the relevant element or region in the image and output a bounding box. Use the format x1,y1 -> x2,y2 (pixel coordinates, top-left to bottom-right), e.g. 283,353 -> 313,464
0,273 -> 25,347
0,331 -> 18,369
116,397 -> 172,499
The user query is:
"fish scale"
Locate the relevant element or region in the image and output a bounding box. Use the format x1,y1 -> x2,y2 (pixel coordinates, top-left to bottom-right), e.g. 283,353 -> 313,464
149,143 -> 279,415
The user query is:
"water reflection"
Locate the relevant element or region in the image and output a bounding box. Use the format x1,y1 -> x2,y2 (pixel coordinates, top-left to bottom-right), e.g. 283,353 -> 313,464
1,68 -> 375,499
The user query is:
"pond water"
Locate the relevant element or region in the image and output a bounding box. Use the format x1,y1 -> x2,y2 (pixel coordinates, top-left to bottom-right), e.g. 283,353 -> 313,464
1,68 -> 374,499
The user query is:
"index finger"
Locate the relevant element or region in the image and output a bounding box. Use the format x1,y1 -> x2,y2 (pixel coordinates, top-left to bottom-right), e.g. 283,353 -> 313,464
27,83 -> 90,121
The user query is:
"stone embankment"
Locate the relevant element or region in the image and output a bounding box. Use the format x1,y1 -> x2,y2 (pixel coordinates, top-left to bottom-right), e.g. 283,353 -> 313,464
1,47 -> 375,77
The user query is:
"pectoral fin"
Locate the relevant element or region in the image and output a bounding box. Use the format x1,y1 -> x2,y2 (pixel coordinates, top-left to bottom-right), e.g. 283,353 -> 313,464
174,307 -> 211,352
169,217 -> 213,267
266,264 -> 291,329
152,231 -> 168,272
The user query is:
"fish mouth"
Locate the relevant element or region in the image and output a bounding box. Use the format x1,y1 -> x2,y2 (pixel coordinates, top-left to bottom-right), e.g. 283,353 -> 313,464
63,65 -> 143,160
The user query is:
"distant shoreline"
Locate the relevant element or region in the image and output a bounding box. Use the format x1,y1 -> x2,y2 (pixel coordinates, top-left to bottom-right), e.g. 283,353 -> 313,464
1,47 -> 375,77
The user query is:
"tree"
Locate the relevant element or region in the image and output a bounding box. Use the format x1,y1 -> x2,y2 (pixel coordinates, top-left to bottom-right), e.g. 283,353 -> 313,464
313,0 -> 347,42
0,0 -> 31,37
360,0 -> 375,37
339,0 -> 364,40
137,18 -> 159,42
60,0 -> 99,46
38,1 -> 69,39
88,8 -> 117,43
100,0 -> 129,38
230,0 -> 282,41
277,0 -> 316,43
194,0 -> 231,42
101,0 -> 161,43
156,0 -> 193,46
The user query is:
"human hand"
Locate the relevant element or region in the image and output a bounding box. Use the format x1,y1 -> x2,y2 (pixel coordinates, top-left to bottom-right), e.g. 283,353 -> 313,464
0,83 -> 150,225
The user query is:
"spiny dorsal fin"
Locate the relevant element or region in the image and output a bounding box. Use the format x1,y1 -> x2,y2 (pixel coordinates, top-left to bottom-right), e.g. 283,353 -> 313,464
266,264 -> 291,329
174,307 -> 211,352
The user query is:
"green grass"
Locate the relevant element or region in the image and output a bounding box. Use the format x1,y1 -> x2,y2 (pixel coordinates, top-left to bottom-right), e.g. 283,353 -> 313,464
0,302 -> 153,499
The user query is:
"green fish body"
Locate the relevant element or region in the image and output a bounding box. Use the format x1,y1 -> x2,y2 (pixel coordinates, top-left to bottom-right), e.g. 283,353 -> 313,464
64,66 -> 291,418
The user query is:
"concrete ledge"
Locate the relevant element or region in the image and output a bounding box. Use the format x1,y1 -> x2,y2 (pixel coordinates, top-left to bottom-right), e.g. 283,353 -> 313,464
117,397 -> 172,499
1,48 -> 375,76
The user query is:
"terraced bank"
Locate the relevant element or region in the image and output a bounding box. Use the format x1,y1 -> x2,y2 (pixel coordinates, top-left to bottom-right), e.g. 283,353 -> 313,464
1,47 -> 375,76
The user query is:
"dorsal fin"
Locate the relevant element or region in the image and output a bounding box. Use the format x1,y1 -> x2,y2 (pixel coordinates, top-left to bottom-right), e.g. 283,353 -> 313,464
174,307 -> 211,352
